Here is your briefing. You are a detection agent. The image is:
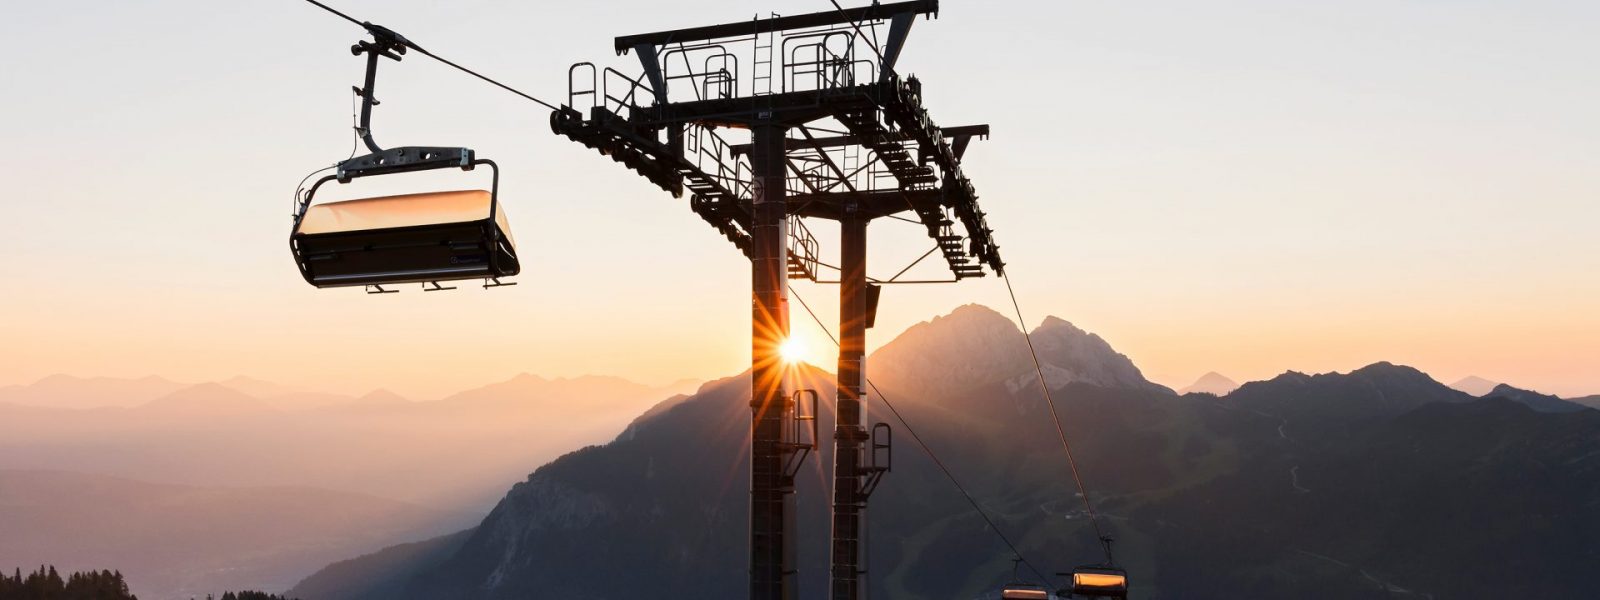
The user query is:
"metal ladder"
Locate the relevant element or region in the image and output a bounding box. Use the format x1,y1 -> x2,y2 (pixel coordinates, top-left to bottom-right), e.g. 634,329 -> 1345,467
752,13 -> 778,95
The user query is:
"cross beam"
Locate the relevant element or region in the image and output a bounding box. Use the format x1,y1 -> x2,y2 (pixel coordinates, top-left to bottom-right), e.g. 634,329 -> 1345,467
613,0 -> 939,55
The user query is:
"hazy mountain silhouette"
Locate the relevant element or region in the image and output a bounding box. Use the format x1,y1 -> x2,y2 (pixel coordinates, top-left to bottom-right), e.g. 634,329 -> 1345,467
0,372 -> 686,510
139,382 -> 278,415
0,371 -> 693,600
1179,372 -> 1239,396
0,375 -> 186,409
1447,375 -> 1501,397
291,305 -> 1600,599
1570,394 -> 1600,410
0,470 -> 468,600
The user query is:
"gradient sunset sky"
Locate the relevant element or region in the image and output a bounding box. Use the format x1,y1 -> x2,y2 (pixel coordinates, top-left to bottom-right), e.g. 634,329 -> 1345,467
0,0 -> 1595,399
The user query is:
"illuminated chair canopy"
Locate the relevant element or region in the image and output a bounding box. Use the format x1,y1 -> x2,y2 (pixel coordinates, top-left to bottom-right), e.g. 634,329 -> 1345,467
291,147 -> 519,290
1068,566 -> 1128,599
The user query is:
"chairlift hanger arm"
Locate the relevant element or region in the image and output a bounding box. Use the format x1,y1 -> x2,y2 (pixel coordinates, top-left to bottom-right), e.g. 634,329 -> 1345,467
350,26 -> 408,154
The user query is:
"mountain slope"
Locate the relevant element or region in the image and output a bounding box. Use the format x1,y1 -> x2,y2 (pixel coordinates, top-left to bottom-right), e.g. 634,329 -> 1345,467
293,308 -> 1600,600
1481,383 -> 1589,414
289,530 -> 474,600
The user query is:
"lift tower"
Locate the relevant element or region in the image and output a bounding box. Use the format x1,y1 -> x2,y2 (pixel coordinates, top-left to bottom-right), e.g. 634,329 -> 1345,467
552,2 -> 1002,597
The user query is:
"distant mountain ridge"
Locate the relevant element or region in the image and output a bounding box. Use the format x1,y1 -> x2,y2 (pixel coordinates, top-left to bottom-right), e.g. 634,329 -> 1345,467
0,375 -> 186,409
291,305 -> 1600,600
1481,383 -> 1589,414
0,373 -> 700,599
1571,395 -> 1600,410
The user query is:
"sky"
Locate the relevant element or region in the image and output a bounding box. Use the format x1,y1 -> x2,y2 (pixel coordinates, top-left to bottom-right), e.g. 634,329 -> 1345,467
0,0 -> 1596,399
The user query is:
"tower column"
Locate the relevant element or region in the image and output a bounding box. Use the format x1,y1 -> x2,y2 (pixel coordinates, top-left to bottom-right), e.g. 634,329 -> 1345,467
748,122 -> 794,600
831,208 -> 869,600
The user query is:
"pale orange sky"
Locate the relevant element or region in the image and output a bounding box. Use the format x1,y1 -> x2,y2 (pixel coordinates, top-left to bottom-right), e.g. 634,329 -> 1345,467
0,0 -> 1596,399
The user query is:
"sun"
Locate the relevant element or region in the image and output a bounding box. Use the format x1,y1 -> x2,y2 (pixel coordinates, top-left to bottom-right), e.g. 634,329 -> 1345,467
778,337 -> 807,364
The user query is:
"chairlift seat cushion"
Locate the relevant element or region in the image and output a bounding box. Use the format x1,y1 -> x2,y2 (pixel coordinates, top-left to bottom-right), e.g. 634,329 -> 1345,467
292,189 -> 518,288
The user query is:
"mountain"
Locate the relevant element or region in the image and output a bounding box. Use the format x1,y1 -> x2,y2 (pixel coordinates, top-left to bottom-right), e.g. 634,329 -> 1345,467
1027,317 -> 1174,394
1570,395 -> 1600,410
1448,375 -> 1501,397
216,376 -> 300,398
289,531 -> 474,600
138,382 -> 277,415
214,377 -> 409,411
0,373 -> 684,511
1481,383 -> 1589,414
294,306 -> 1600,599
0,470 -> 470,600
869,304 -> 1169,397
1179,372 -> 1239,396
0,375 -> 186,409
1224,362 -> 1473,428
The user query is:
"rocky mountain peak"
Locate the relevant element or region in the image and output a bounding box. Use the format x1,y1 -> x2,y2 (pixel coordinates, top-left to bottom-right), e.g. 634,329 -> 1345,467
867,304 -> 1169,397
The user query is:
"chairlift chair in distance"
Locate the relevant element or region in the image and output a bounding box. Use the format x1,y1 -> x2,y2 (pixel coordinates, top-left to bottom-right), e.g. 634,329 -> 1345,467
1000,584 -> 1052,600
290,21 -> 519,292
1060,536 -> 1129,599
999,557 -> 1054,600
1066,566 -> 1128,599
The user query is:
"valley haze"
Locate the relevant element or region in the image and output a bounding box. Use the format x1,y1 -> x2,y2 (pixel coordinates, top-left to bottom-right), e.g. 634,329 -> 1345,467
4,305 -> 1596,599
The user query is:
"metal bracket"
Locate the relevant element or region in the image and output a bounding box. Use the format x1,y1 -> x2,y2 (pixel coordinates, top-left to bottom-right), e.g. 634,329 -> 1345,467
423,281 -> 456,292
782,389 -> 820,479
337,146 -> 475,182
860,422 -> 892,497
364,284 -> 398,295
483,277 -> 518,289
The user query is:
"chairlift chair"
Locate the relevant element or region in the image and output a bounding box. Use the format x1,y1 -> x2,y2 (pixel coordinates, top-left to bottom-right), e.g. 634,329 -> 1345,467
999,556 -> 1053,600
1000,584 -> 1052,600
1053,536 -> 1129,599
292,147 -> 519,289
290,21 -> 519,291
1066,565 -> 1128,599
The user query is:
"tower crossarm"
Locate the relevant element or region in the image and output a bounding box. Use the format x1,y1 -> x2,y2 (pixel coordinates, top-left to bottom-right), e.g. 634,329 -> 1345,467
551,106 -> 761,258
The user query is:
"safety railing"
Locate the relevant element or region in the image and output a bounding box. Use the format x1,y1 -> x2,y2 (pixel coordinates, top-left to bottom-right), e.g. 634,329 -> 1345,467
661,43 -> 740,103
685,123 -> 751,198
787,214 -> 820,281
